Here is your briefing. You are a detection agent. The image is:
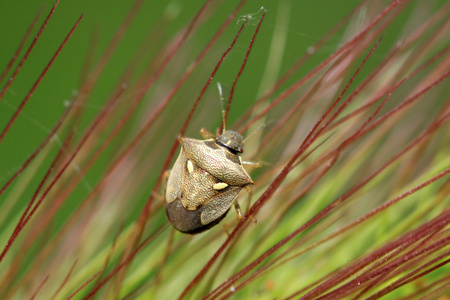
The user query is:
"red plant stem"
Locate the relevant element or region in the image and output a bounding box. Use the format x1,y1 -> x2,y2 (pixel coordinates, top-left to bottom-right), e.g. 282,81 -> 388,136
368,250 -> 450,299
359,69 -> 449,138
20,5 -> 249,287
66,271 -> 102,300
256,61 -> 450,300
79,0 -> 146,93
0,88 -> 127,291
54,0 -> 216,250
417,274 -> 450,299
136,10 -> 248,231
227,165 -> 449,299
298,39 -> 385,156
231,171 -> 450,299
0,102 -> 73,197
30,275 -> 49,300
307,215 -> 450,299
3,2 -> 245,293
349,226 -> 446,299
0,6 -> 43,84
294,118 -> 449,299
232,0 -> 372,130
238,0 -> 407,134
327,44 -> 450,134
63,0 -> 148,137
295,67 -> 449,200
0,0 -> 59,102
0,86 -> 125,264
204,44 -> 396,300
339,78 -> 406,151
360,237 -> 450,300
180,27 -> 381,300
93,222 -> 125,288
219,158 -> 340,300
317,224 -> 450,299
220,9 -> 267,133
0,11 -> 83,145
81,224 -> 167,299
208,63 -> 448,299
50,259 -> 78,300
23,90 -> 123,228
126,0 -> 249,226
101,0 -> 215,151
345,228 -> 450,299
0,131 -> 71,263
288,67 -> 448,205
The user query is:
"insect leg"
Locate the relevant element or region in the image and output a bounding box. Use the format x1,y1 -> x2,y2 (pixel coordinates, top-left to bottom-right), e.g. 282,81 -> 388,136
244,186 -> 257,224
200,128 -> 216,139
242,161 -> 262,168
234,201 -> 243,221
162,170 -> 171,190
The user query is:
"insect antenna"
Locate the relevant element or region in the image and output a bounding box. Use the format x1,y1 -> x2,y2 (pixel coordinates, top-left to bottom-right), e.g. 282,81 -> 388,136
242,123 -> 267,145
217,82 -> 229,134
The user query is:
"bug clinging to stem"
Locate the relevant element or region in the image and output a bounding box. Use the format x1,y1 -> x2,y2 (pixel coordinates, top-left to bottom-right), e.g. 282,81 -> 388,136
165,83 -> 257,234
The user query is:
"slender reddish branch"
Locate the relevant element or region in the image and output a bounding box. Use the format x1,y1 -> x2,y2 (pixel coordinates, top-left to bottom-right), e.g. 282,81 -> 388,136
93,222 -> 125,288
239,0 -> 407,134
0,102 -> 73,197
137,11 -> 248,229
81,224 -> 167,299
21,4 -> 250,284
204,43 -> 397,300
0,0 -> 59,101
367,250 -> 450,299
220,9 -> 267,133
294,118 -> 449,299
66,271 -> 102,300
50,259 -> 78,300
0,132 -> 70,263
0,6 -> 44,84
317,226 -> 450,299
0,85 -> 125,263
180,31 -> 381,300
30,275 -> 49,300
0,11 -> 83,145
233,0 -> 372,130
220,166 -> 450,299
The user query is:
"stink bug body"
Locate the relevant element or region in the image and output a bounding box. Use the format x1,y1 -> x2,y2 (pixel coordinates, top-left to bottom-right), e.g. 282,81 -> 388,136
165,129 -> 254,234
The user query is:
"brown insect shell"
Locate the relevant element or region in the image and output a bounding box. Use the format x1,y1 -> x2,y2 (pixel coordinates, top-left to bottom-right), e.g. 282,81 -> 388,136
182,137 -> 253,186
165,134 -> 253,234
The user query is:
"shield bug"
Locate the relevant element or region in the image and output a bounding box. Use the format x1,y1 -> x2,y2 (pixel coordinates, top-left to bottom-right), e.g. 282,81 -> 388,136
165,128 -> 254,234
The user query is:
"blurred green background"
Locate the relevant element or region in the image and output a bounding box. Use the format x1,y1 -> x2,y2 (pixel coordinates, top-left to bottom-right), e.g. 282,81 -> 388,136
0,1 -> 448,298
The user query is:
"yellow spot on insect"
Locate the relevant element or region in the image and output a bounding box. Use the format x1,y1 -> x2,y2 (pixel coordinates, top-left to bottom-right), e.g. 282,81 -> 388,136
187,160 -> 194,173
213,182 -> 228,190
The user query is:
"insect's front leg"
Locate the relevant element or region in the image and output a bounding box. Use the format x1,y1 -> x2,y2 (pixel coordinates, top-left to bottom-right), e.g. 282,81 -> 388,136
200,128 -> 216,139
162,170 -> 171,190
233,201 -> 243,221
233,186 -> 256,222
243,186 -> 257,224
242,161 -> 262,168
